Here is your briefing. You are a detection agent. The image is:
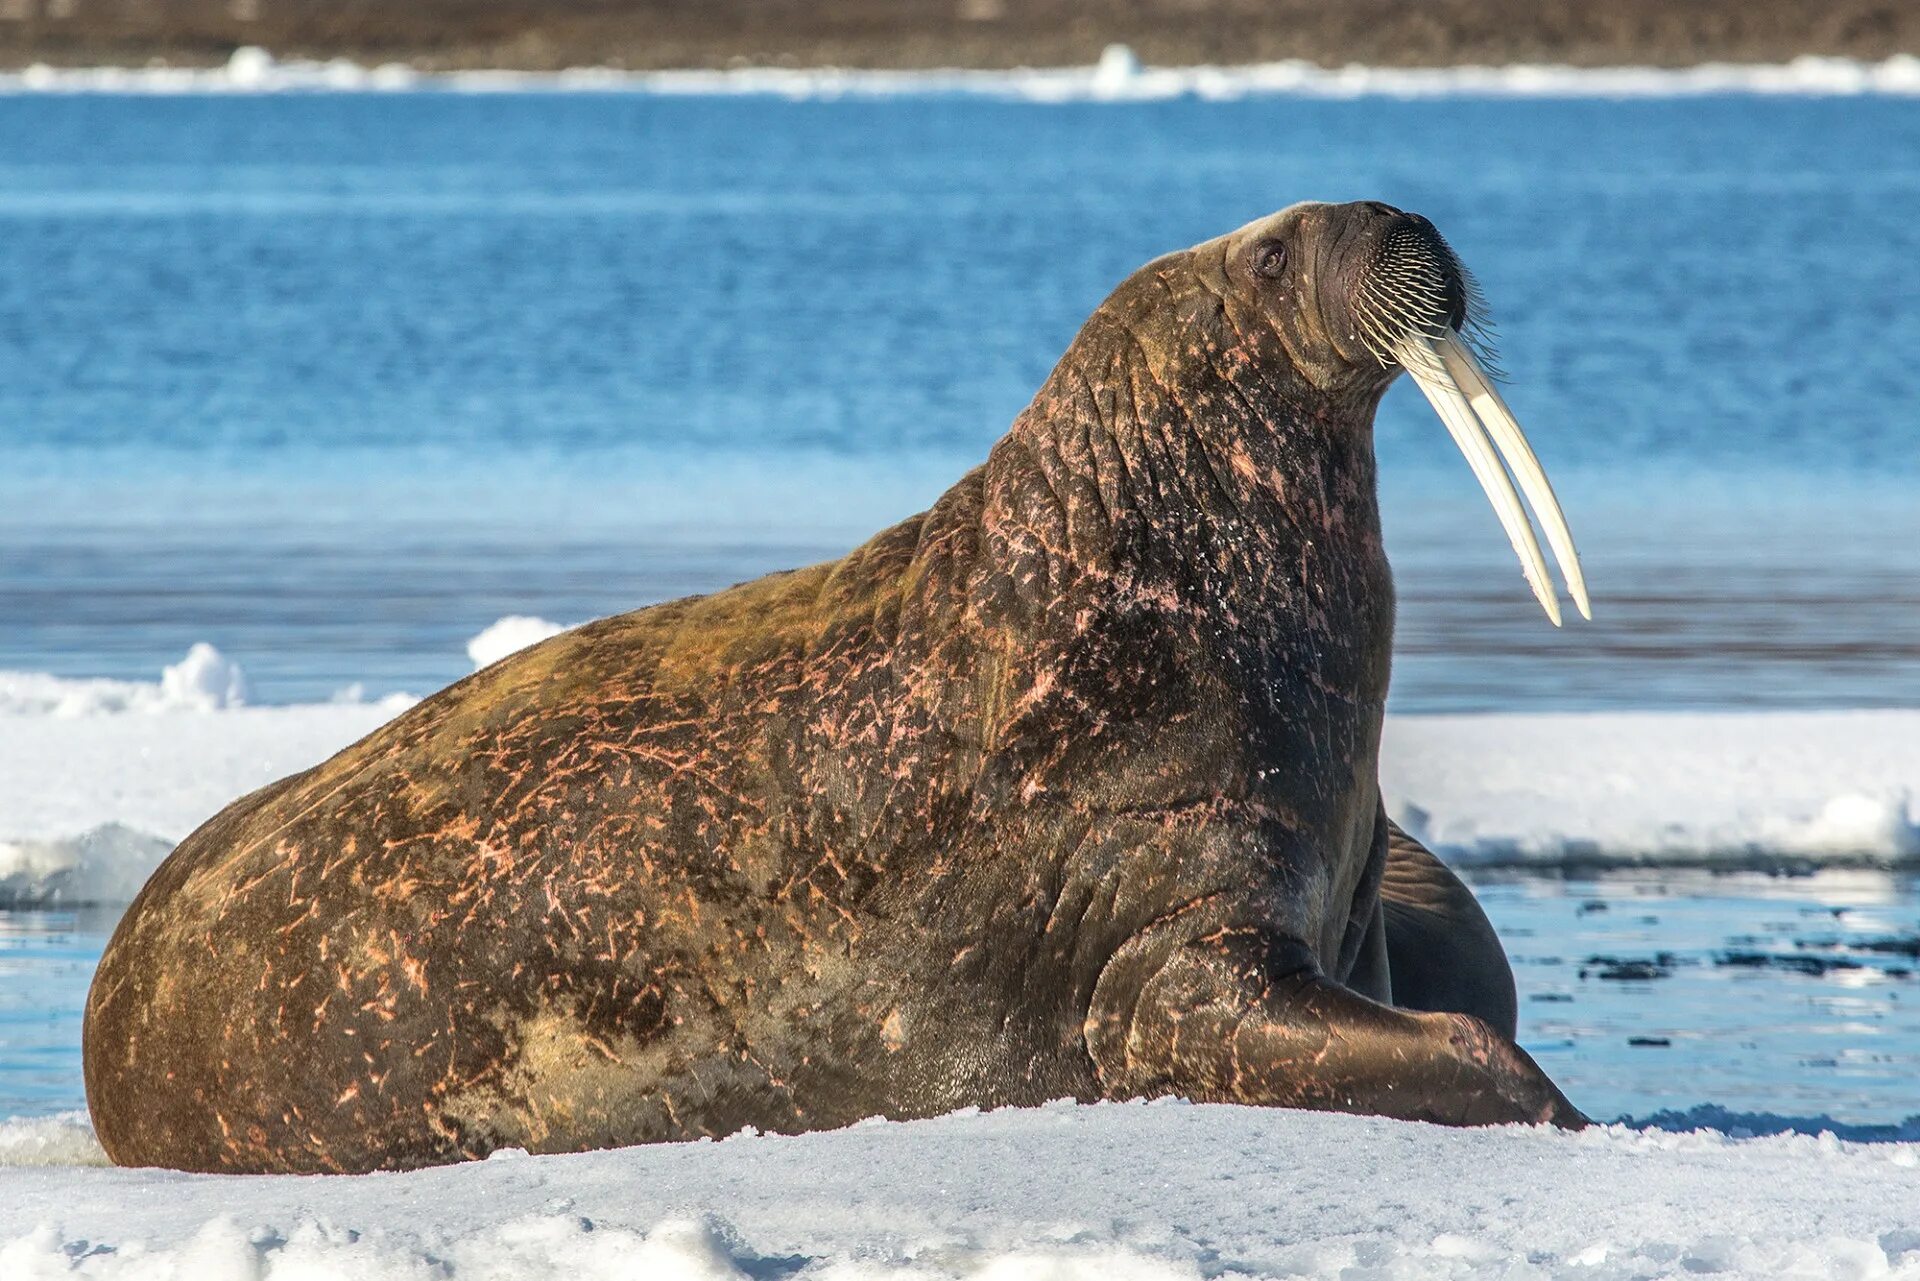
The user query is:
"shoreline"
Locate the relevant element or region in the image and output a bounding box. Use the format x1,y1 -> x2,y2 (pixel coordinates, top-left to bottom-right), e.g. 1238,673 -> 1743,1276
2,0 -> 1914,77
4,44 -> 1920,97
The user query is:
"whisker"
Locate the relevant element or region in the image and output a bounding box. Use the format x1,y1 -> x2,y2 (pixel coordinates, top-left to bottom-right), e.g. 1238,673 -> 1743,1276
1351,222 -> 1500,375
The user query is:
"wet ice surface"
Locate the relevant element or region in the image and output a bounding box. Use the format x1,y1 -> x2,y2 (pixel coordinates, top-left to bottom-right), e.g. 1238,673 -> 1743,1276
7,873 -> 1917,1130
1474,869 -> 1920,1129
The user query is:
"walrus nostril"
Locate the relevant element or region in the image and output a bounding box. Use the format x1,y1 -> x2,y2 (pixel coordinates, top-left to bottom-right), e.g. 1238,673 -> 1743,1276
1356,201 -> 1402,217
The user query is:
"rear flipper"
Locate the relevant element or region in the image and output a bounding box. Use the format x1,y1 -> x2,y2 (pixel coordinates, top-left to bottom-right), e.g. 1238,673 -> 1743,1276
1379,821 -> 1519,1039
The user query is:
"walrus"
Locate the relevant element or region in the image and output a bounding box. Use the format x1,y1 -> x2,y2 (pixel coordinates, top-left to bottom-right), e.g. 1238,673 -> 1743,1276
84,200 -> 1592,1174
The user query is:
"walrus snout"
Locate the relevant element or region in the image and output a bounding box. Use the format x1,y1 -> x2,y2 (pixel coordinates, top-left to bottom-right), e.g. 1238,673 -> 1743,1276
1341,205 -> 1593,629
1347,209 -> 1474,362
1245,201 -> 1467,379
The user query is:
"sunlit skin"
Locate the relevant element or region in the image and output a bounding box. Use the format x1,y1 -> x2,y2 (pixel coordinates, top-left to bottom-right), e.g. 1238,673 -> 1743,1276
83,201 -> 1585,1175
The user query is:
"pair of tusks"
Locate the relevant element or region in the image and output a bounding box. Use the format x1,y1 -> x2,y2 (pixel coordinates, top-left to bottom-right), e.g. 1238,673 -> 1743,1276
1394,330 -> 1591,627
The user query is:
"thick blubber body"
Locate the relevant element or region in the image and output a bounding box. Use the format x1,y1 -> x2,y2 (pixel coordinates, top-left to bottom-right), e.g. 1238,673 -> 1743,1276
84,202 -> 1576,1174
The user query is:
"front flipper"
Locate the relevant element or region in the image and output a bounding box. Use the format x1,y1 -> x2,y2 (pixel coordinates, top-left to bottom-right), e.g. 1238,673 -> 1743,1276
1087,927 -> 1585,1128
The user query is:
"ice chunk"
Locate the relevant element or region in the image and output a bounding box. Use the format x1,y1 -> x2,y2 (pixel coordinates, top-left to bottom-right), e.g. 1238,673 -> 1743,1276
467,616 -> 572,670
0,643 -> 246,716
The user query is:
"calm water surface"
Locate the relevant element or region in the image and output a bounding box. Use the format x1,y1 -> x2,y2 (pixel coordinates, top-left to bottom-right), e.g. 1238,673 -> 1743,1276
1,93 -> 1917,709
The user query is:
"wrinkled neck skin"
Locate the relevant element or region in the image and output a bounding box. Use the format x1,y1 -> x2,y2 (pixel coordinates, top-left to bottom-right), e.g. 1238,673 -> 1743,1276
979,246 -> 1393,657
952,248 -> 1399,965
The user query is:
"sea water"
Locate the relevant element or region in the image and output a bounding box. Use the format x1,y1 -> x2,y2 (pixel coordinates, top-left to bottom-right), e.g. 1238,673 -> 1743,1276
0,90 -> 1916,1128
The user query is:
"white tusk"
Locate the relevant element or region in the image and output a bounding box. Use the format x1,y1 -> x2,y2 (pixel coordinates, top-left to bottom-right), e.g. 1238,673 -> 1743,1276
1433,329 -> 1592,622
1395,334 -> 1563,626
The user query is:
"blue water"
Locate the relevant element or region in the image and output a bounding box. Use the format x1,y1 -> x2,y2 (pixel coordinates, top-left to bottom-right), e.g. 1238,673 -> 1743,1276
2,93 -> 1918,709
2,92 -> 1919,1130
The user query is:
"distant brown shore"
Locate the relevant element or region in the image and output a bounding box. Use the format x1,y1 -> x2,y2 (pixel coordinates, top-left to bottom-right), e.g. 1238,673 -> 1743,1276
0,0 -> 1914,73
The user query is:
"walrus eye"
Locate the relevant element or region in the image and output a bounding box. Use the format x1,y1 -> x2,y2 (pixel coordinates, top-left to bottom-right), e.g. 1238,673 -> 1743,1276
1251,240 -> 1289,279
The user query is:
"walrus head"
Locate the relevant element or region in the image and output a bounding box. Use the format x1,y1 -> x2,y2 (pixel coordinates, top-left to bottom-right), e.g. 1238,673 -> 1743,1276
1214,201 -> 1591,626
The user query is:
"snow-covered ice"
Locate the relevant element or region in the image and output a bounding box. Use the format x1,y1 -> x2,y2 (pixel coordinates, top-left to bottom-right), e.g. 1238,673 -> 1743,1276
4,631 -> 1920,905
1381,711 -> 1920,868
4,45 -> 1920,100
2,1101 -> 1916,1279
0,643 -> 250,718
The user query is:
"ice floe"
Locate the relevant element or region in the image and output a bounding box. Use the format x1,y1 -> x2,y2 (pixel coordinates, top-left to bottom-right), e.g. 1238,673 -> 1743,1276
0,643 -> 249,718
4,45 -> 1920,100
1382,710 -> 1920,868
2,1100 -> 1916,1279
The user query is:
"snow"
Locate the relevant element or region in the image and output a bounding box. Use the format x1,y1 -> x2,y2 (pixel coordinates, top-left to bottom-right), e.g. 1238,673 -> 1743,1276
1382,711 -> 1920,867
0,643 -> 249,717
0,1114 -> 108,1170
1,1101 -> 1916,1279
3,46 -> 1919,100
3,633 -> 1920,905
